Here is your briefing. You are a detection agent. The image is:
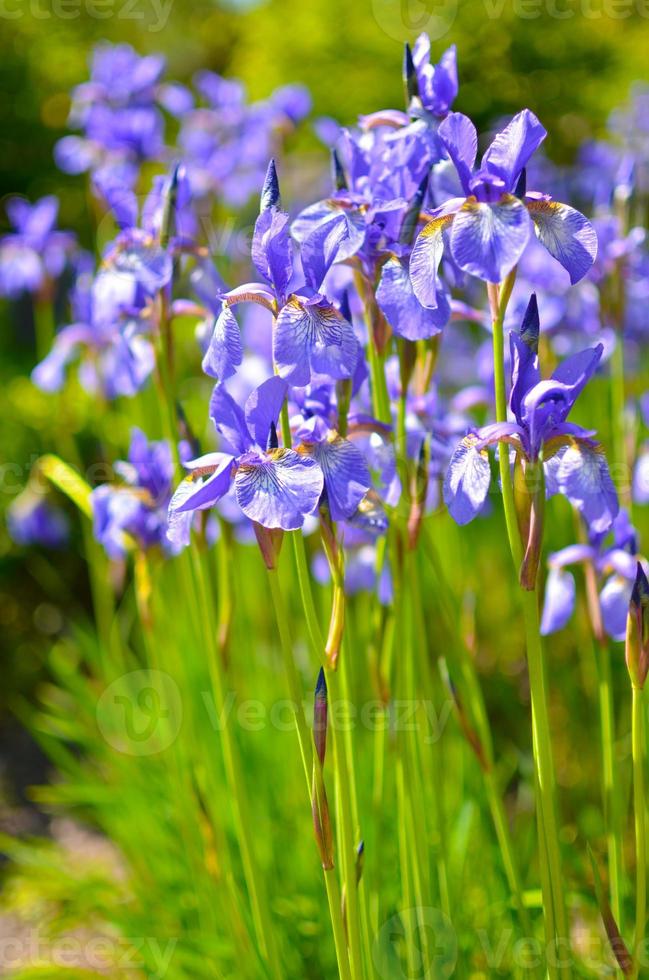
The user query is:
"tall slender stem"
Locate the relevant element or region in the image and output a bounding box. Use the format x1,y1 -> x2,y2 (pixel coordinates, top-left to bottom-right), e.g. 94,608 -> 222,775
191,551 -> 282,979
267,567 -> 352,980
632,685 -> 646,975
598,639 -> 623,927
490,276 -> 571,974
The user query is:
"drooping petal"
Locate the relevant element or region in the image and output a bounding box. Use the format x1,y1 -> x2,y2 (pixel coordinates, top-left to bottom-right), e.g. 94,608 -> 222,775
172,453 -> 236,514
201,306 -> 243,382
165,482 -> 195,550
449,196 -> 531,284
482,109 -> 547,191
553,442 -> 619,533
273,299 -> 358,387
222,283 -> 276,311
377,255 -> 449,341
31,324 -> 91,392
308,435 -> 372,522
599,575 -> 634,641
527,199 -> 598,284
409,215 -> 453,309
437,112 -> 477,193
548,543 -> 596,568
540,566 -> 576,635
443,434 -> 492,525
91,486 -> 137,560
244,376 -> 288,449
234,448 -> 324,530
475,421 -> 525,448
209,385 -> 253,455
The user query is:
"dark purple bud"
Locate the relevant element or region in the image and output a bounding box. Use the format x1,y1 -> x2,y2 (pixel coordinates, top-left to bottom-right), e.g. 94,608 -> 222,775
355,840 -> 365,884
626,562 -> 649,689
403,42 -> 419,110
314,667 -> 328,767
260,159 -> 281,212
399,173 -> 428,246
520,293 -> 539,353
160,162 -> 182,249
407,436 -> 430,551
331,148 -> 348,192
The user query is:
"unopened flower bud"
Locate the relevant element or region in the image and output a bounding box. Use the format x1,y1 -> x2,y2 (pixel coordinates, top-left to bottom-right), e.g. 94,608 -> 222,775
626,562 -> 649,690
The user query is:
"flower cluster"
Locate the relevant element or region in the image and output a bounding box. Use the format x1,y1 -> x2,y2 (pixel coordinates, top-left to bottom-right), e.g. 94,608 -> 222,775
9,32 -> 649,628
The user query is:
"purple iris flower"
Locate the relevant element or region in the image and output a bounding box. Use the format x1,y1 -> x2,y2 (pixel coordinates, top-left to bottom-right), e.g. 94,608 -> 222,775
293,37 -> 458,292
293,415 -> 372,522
32,253 -> 156,399
410,109 -> 598,298
541,510 -> 642,640
33,167 -> 190,398
0,197 -> 76,299
444,295 -> 618,531
202,161 -> 360,388
7,493 -> 69,549
167,377 -> 324,546
410,36 -> 458,117
54,43 -> 181,183
91,429 -> 176,558
178,73 -> 310,206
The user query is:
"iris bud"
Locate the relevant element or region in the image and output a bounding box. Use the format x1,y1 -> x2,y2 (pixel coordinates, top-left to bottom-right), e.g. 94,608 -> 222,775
626,562 -> 649,690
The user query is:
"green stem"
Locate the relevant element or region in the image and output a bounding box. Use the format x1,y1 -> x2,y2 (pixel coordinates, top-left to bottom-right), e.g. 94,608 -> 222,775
267,568 -> 311,785
599,640 -> 623,929
422,522 -> 534,943
267,568 -> 352,980
523,588 -> 571,977
324,868 -> 353,980
632,685 -> 646,974
192,552 -> 282,980
327,667 -> 364,980
490,277 -> 570,974
353,271 -> 391,425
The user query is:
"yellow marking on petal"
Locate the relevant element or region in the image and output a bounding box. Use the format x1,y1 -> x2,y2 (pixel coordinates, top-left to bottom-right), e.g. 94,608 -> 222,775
526,198 -> 563,217
420,214 -> 454,236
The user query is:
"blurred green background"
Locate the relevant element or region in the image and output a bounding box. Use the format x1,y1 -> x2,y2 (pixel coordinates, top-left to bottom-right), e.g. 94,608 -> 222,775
4,0 -> 649,207
2,0 -> 649,843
